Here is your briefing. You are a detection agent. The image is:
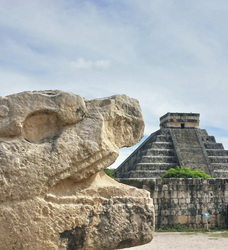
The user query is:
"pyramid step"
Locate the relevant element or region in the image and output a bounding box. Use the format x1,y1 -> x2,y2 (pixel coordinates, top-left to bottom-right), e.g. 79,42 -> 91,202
128,170 -> 165,178
201,136 -> 216,143
213,170 -> 228,178
204,143 -> 224,150
214,169 -> 228,172
146,142 -> 174,150
177,146 -> 201,152
155,135 -> 172,143
158,128 -> 171,135
211,163 -> 228,170
141,156 -> 177,163
206,149 -> 228,156
142,148 -> 176,156
208,156 -> 228,163
198,129 -> 209,137
135,163 -> 176,171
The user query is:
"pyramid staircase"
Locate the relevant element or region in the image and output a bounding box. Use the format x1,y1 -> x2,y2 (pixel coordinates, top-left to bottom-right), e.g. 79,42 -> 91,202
114,129 -> 179,178
199,129 -> 228,178
170,129 -> 211,175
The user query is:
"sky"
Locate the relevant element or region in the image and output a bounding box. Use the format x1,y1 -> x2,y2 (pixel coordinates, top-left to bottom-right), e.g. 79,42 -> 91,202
1,0 -> 228,168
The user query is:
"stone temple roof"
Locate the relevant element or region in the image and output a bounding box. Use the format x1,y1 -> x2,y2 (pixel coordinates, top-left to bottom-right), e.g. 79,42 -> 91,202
160,112 -> 200,128
114,113 -> 228,179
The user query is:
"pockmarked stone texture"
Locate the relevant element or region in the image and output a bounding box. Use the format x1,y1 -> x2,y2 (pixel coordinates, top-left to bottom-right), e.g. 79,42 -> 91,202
0,90 -> 154,250
118,178 -> 228,229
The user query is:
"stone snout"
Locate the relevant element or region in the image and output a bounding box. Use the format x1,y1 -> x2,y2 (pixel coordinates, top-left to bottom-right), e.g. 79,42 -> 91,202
0,91 -> 154,250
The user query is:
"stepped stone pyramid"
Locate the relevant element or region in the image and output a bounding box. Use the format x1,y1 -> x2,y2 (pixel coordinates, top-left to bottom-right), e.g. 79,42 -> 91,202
114,113 -> 228,179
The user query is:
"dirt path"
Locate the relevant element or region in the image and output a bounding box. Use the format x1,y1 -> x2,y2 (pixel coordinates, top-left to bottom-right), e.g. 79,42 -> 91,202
122,232 -> 228,250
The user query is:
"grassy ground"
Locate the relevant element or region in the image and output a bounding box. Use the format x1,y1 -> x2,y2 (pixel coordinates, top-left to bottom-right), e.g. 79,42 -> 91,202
156,225 -> 228,234
209,232 -> 228,238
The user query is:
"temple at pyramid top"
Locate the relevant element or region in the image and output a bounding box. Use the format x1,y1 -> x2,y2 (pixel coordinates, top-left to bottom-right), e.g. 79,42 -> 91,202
160,112 -> 200,129
114,112 -> 228,179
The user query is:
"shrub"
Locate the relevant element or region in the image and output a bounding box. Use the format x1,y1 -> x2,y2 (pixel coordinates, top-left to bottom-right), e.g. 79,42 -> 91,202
162,166 -> 211,179
104,169 -> 115,179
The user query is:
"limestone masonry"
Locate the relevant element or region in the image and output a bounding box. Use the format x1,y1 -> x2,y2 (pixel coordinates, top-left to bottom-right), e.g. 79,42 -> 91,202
0,90 -> 155,250
114,112 -> 228,179
119,178 -> 228,228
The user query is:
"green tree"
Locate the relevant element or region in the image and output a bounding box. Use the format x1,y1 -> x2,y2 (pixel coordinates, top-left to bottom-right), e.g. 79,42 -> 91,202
104,168 -> 115,179
162,166 -> 211,178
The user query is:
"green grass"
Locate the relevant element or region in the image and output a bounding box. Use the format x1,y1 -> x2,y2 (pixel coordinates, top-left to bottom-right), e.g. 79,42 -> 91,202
183,232 -> 197,235
209,232 -> 228,238
156,225 -> 202,232
156,225 -> 228,233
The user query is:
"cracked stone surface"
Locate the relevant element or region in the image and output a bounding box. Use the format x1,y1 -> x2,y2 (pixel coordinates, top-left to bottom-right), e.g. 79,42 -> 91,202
0,90 -> 154,250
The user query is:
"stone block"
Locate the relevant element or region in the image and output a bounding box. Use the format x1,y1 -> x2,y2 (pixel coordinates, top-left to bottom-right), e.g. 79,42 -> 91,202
170,209 -> 176,215
186,198 -> 191,203
164,190 -> 170,198
171,191 -> 178,198
160,216 -> 169,225
171,198 -> 179,204
177,192 -> 186,199
195,215 -> 202,224
180,204 -> 188,210
177,215 -> 188,224
161,210 -> 170,216
179,198 -> 186,204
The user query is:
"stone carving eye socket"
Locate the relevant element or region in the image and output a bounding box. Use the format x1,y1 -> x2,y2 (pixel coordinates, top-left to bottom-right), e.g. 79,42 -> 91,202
45,92 -> 56,95
23,110 -> 63,143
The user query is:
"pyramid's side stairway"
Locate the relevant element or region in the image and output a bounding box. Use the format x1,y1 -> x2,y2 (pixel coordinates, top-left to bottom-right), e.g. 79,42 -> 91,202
198,129 -> 228,178
114,128 -> 179,178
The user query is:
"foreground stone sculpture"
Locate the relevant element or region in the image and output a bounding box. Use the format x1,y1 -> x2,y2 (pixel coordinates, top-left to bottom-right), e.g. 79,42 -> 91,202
0,90 -> 154,250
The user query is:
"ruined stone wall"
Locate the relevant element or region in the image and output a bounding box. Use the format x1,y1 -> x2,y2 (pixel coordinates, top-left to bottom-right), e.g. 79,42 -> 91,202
117,178 -> 228,229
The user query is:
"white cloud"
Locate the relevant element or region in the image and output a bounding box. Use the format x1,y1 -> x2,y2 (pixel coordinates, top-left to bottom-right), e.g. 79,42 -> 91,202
70,58 -> 110,70
71,58 -> 93,70
95,60 -> 110,69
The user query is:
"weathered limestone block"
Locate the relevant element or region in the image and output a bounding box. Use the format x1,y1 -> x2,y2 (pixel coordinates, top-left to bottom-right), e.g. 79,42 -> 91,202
0,90 -> 154,250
